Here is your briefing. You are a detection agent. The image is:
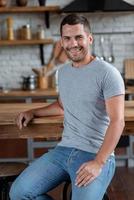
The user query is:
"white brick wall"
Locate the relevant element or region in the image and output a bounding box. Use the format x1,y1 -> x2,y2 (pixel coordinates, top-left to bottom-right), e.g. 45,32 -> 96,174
0,0 -> 134,88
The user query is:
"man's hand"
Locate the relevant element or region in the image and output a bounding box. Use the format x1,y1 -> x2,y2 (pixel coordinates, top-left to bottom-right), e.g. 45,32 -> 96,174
16,110 -> 34,130
75,160 -> 102,187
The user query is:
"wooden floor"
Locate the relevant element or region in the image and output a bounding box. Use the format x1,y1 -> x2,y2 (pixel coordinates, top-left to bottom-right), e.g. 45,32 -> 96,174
49,167 -> 134,200
108,167 -> 134,200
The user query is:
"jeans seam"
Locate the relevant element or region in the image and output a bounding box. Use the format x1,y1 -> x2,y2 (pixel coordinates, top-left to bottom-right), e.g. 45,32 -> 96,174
67,149 -> 79,167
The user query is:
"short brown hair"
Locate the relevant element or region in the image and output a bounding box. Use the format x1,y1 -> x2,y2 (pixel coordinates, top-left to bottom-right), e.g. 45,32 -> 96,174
60,14 -> 91,35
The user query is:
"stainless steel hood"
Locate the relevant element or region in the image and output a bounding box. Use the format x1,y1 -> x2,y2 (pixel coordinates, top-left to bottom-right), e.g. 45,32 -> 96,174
62,0 -> 134,12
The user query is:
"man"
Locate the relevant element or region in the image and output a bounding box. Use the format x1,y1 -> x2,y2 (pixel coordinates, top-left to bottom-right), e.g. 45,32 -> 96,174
10,14 -> 125,200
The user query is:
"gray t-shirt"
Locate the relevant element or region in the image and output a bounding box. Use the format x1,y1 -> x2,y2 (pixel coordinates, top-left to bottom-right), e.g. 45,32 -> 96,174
57,57 -> 125,154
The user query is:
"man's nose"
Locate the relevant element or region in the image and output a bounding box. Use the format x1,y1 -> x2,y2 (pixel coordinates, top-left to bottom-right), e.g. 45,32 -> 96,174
70,38 -> 78,46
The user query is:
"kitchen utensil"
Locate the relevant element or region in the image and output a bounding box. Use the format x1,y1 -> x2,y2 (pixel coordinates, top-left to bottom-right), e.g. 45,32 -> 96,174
107,37 -> 114,63
42,66 -> 47,76
38,75 -> 48,89
92,41 -> 96,57
100,36 -> 106,61
32,68 -> 42,76
22,75 -> 37,90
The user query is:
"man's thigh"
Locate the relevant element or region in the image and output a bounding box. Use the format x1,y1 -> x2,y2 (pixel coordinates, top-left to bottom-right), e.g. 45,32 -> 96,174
10,149 -> 70,197
68,150 -> 115,200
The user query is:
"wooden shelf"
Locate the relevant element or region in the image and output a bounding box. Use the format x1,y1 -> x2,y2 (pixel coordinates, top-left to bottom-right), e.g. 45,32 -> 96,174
0,39 -> 54,46
0,6 -> 59,64
0,6 -> 60,13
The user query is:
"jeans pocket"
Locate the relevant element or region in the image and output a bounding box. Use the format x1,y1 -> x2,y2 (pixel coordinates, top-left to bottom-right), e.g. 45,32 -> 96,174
108,157 -> 116,179
98,156 -> 115,184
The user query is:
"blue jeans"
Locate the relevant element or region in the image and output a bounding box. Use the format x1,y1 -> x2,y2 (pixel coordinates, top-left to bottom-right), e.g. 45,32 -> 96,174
9,146 -> 115,200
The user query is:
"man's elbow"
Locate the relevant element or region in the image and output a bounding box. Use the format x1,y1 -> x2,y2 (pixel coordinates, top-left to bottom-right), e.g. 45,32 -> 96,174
118,119 -> 125,131
111,118 -> 125,129
120,119 -> 125,130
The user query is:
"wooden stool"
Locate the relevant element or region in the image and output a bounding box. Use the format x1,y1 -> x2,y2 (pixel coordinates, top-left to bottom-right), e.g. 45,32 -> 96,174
0,162 -> 28,200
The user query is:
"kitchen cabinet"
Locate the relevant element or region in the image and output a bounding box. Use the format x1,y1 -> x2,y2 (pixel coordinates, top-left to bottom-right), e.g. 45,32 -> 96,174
0,5 -> 60,64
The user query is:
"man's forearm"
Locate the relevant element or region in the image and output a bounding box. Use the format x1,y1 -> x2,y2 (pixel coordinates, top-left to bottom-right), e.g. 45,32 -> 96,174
31,100 -> 64,117
95,119 -> 125,166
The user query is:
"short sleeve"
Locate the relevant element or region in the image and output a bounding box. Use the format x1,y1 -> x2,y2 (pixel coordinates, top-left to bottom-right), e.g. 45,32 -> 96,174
102,67 -> 125,100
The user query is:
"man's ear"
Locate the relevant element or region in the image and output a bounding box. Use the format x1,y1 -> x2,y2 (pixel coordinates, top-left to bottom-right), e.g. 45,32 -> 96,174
60,39 -> 63,47
88,34 -> 93,45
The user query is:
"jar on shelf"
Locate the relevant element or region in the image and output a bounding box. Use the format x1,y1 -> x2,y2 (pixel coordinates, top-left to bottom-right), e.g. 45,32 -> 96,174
16,0 -> 28,6
38,0 -> 46,6
22,75 -> 37,91
36,25 -> 45,40
21,24 -> 31,40
0,0 -> 7,7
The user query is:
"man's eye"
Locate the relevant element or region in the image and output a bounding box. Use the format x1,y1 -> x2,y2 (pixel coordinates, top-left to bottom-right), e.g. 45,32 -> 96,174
64,37 -> 70,41
76,36 -> 83,40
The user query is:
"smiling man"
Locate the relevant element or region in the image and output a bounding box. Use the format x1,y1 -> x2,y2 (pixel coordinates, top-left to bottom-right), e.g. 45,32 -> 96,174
10,14 -> 125,200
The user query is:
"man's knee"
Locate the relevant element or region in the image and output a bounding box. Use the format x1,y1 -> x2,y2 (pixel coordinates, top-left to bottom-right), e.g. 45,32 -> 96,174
9,181 -> 29,200
9,181 -> 54,200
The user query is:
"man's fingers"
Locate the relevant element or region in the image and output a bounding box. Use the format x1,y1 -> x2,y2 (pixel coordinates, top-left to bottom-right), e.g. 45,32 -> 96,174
16,113 -> 26,129
75,172 -> 88,185
23,118 -> 29,127
77,175 -> 93,187
76,163 -> 86,174
84,176 -> 95,187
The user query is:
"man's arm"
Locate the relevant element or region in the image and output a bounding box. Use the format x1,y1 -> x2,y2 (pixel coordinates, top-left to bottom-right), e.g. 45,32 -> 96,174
75,95 -> 125,187
16,97 -> 64,129
31,97 -> 64,117
95,94 -> 125,166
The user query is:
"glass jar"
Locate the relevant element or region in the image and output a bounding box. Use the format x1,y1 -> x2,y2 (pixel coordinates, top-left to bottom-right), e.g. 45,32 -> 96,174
21,24 -> 31,40
16,0 -> 28,6
36,25 -> 45,40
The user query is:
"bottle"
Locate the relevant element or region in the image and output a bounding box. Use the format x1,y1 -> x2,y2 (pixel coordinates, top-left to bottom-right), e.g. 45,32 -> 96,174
6,17 -> 14,40
36,25 -> 45,40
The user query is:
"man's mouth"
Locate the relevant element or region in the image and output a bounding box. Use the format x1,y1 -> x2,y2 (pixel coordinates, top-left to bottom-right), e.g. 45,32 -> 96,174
68,47 -> 82,54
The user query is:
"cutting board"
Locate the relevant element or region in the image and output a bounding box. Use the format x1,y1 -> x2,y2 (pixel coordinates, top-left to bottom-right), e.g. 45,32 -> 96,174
124,59 -> 134,79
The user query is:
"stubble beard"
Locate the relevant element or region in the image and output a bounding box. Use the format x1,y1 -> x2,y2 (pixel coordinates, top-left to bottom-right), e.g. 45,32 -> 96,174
65,46 -> 88,62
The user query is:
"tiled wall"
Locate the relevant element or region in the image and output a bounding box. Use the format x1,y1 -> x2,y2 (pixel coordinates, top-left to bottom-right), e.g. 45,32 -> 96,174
0,0 -> 134,89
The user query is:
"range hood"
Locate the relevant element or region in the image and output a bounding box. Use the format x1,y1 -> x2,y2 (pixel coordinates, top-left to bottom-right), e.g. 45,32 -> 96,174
62,0 -> 134,12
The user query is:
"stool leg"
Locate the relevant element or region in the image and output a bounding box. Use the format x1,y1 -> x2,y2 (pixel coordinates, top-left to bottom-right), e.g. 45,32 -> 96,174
62,182 -> 72,200
103,193 -> 109,200
0,179 -> 3,199
2,178 -> 9,200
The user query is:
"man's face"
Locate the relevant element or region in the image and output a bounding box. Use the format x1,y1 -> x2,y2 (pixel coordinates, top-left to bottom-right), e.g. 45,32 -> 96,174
61,24 -> 93,63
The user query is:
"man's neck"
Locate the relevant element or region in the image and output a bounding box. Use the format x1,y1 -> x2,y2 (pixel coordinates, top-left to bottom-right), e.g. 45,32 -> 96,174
72,55 -> 95,68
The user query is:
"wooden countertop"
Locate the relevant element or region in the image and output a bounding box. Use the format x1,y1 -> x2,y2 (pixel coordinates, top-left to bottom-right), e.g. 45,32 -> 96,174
125,100 -> 134,121
0,103 -> 63,139
1,101 -> 134,123
0,89 -> 58,98
0,103 -> 63,125
125,86 -> 134,94
0,101 -> 134,138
